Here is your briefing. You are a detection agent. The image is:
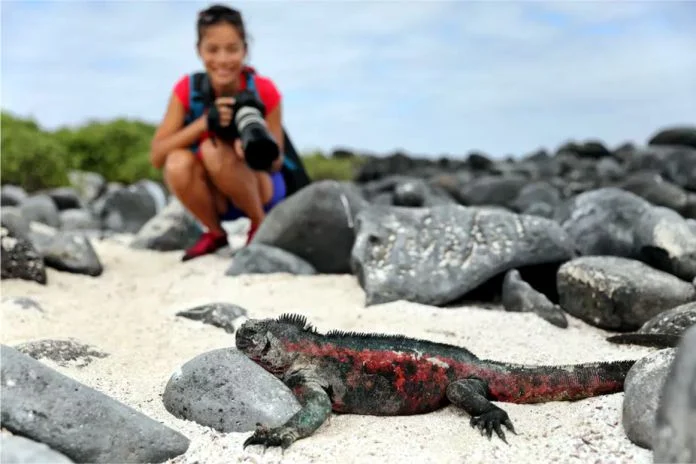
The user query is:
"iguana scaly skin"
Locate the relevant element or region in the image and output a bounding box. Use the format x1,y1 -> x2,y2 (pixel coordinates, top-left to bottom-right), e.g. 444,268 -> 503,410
236,314 -> 635,449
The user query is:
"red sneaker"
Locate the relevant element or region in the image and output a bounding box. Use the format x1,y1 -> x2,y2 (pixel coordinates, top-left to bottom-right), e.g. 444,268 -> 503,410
182,231 -> 228,261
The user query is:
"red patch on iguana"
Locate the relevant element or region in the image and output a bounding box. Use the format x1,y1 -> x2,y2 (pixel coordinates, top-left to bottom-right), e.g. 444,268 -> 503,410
281,339 -> 628,412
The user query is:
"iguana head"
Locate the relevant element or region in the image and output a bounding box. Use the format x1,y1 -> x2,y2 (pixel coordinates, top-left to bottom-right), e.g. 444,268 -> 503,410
236,313 -> 312,375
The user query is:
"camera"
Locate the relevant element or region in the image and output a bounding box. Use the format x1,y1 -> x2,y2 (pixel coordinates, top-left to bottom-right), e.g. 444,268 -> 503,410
206,90 -> 280,171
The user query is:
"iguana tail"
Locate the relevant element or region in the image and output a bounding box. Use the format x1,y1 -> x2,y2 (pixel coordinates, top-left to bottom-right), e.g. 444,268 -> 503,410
475,359 -> 636,404
606,333 -> 681,348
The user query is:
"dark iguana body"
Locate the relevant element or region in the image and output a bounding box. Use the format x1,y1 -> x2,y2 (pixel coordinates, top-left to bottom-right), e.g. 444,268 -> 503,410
236,314 -> 635,449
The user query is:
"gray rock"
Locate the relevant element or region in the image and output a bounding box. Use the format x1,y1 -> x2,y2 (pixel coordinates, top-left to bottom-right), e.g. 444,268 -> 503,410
635,206 -> 696,281
351,204 -> 575,306
162,347 -> 301,433
45,187 -> 83,211
1,433 -> 74,464
682,194 -> 696,219
1,296 -> 44,312
176,302 -> 247,333
0,226 -> 47,285
0,206 -> 30,240
13,338 -> 108,368
59,208 -> 100,231
662,148 -> 696,192
457,175 -> 529,210
511,181 -> 562,214
501,269 -> 568,328
1,185 -> 28,207
653,325 -> 696,463
130,198 -> 201,251
557,256 -> 696,331
19,194 -> 61,229
29,223 -> 103,277
638,301 -> 696,336
523,202 -> 556,219
622,348 -> 676,449
618,171 -> 689,213
226,243 -> 317,276
648,125 -> 696,150
253,180 -> 368,274
626,145 -> 696,192
596,157 -> 627,182
607,301 -> 696,347
556,187 -> 650,258
393,179 -> 428,207
388,178 -> 454,207
1,345 -> 190,463
99,180 -> 166,233
359,175 -> 413,200
67,170 -> 107,204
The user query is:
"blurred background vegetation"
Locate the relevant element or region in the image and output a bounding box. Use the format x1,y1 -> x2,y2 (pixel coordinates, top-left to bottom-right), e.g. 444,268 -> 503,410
1,111 -> 367,192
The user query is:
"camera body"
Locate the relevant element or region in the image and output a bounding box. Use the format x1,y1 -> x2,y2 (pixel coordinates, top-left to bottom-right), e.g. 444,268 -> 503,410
206,90 -> 280,172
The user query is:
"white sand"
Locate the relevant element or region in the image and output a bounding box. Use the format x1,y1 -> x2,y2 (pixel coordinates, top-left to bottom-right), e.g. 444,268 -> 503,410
1,237 -> 657,464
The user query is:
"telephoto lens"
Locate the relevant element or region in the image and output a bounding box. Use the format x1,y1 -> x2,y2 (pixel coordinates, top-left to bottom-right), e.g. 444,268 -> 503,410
232,91 -> 280,171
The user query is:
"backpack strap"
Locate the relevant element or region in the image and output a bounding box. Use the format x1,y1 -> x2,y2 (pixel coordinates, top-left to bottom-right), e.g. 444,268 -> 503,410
183,72 -> 212,151
243,67 -> 258,98
185,72 -> 210,124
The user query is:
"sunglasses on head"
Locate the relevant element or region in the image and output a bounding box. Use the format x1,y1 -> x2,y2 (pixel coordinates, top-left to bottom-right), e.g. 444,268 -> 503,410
198,8 -> 240,25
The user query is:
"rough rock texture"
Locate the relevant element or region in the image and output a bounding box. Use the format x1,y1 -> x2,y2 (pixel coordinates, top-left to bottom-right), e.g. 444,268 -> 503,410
176,302 -> 247,334
556,187 -> 650,258
225,243 -> 317,276
1,345 -> 190,463
634,206 -> 696,281
252,180 -> 368,274
1,226 -> 47,285
130,198 -> 201,251
13,338 -> 109,368
557,256 -> 696,331
29,224 -> 103,277
606,301 -> 696,347
162,348 -> 301,433
351,204 -> 575,306
501,269 -> 568,328
622,349 -> 676,449
652,325 -> 696,463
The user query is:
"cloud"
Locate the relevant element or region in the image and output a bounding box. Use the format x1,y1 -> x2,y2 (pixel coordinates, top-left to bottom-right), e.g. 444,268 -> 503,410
2,0 -> 695,158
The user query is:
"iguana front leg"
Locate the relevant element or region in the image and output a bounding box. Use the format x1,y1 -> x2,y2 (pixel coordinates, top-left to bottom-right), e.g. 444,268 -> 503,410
244,370 -> 332,450
446,378 -> 517,443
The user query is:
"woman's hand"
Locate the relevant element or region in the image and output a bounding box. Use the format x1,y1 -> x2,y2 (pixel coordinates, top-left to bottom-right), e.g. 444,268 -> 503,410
214,97 -> 235,127
233,138 -> 245,161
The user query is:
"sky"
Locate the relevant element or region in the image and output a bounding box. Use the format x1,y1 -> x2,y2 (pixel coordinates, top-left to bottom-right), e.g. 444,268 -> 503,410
2,0 -> 695,158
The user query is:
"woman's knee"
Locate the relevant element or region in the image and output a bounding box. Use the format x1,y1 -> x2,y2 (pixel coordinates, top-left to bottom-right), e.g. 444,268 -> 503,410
164,149 -> 201,189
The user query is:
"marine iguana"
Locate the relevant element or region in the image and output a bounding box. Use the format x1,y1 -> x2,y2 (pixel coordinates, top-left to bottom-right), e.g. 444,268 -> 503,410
236,313 -> 636,450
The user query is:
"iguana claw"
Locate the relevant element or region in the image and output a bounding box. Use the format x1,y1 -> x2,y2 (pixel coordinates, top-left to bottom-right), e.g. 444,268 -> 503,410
469,408 -> 517,444
243,423 -> 297,450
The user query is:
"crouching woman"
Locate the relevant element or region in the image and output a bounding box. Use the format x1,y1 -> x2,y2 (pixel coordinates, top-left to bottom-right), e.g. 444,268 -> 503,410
149,4 -> 286,261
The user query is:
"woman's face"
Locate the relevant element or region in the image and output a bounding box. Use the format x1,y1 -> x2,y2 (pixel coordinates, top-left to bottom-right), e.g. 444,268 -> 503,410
197,22 -> 246,89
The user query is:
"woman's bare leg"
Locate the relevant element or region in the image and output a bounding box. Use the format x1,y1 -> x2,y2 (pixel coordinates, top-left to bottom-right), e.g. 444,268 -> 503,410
163,149 -> 224,234
199,139 -> 273,227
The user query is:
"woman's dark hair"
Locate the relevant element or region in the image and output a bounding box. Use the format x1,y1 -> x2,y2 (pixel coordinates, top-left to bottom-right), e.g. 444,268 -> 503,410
196,4 -> 247,47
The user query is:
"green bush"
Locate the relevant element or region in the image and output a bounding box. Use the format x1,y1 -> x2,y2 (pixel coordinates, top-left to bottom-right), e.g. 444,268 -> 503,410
1,110 -> 366,192
1,112 -> 71,191
302,151 -> 366,181
53,118 -> 161,184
